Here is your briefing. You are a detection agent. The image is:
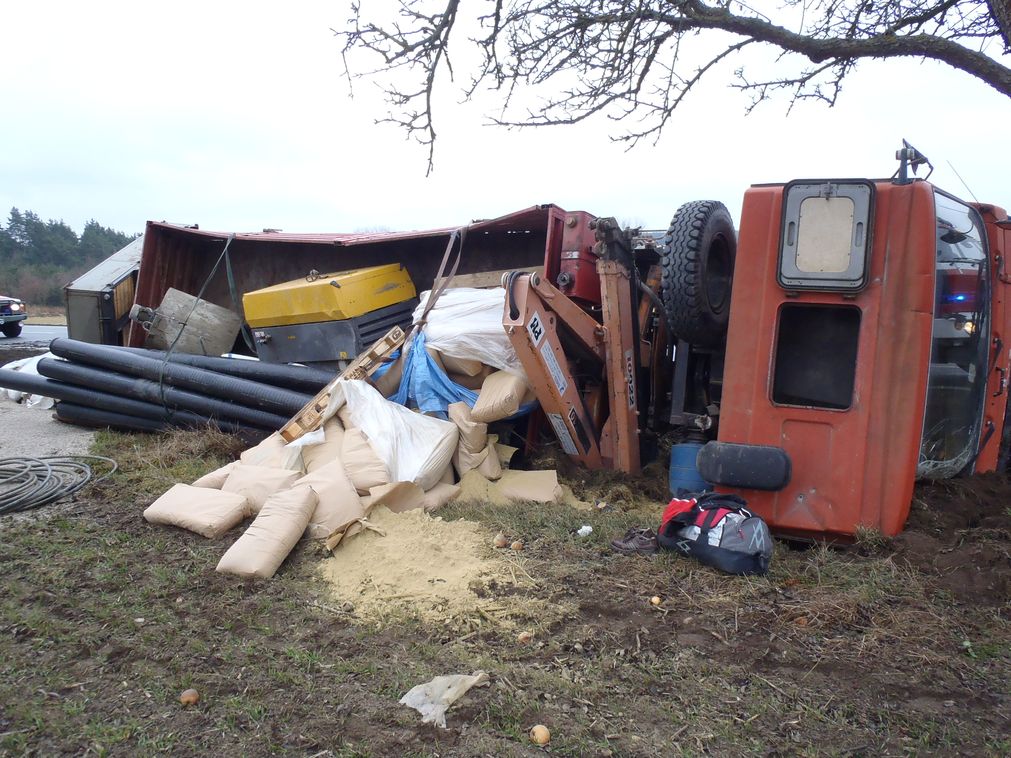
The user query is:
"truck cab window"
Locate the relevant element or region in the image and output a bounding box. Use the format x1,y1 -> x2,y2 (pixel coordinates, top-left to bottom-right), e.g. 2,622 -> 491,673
918,192 -> 990,479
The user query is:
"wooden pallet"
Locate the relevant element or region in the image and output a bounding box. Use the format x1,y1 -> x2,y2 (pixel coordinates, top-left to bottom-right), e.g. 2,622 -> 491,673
278,325 -> 407,442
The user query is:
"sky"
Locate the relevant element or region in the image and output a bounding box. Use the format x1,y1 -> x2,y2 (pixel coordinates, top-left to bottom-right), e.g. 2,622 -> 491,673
1,1 -> 1009,239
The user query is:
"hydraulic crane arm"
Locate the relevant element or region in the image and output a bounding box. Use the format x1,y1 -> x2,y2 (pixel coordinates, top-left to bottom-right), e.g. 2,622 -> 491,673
502,256 -> 641,473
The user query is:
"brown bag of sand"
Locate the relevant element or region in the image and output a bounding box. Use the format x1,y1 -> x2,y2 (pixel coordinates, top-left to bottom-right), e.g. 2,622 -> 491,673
216,484 -> 318,579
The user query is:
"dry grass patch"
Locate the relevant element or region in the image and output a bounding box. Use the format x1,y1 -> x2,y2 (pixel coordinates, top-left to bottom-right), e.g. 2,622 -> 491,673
89,427 -> 246,503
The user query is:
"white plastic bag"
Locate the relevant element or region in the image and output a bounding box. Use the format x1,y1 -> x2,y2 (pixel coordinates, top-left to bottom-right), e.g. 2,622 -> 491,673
399,671 -> 489,728
341,380 -> 459,491
0,353 -> 55,404
413,288 -> 524,377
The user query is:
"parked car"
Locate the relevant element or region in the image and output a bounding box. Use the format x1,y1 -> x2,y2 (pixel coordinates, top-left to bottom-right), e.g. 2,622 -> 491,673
0,295 -> 27,337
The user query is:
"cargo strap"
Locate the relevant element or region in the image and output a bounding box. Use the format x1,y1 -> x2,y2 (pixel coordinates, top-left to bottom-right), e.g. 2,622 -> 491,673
156,234 -> 240,415
404,226 -> 466,350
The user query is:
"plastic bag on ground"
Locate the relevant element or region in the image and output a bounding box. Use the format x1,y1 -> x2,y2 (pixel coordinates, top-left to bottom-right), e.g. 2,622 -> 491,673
399,671 -> 489,728
342,380 -> 459,491
1,353 -> 54,404
216,484 -> 318,579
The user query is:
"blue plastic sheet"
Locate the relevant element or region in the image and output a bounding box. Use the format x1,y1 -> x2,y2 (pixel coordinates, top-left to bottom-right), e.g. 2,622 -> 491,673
375,333 -> 537,419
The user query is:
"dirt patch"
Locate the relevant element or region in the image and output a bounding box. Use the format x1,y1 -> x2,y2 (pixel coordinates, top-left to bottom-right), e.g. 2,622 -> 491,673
528,439 -> 671,507
909,473 -> 1011,534
0,346 -> 48,365
887,475 -> 1011,605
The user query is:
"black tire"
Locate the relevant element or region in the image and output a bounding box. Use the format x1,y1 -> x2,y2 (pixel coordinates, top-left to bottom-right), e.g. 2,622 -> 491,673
1,322 -> 22,338
661,200 -> 737,347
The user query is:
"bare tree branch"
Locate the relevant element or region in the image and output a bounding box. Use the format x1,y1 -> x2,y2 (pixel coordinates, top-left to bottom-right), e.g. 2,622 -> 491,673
336,1 -> 1011,168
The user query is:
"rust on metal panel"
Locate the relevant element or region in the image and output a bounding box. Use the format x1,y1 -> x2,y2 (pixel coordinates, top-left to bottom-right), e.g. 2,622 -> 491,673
598,259 -> 641,474
130,206 -> 574,348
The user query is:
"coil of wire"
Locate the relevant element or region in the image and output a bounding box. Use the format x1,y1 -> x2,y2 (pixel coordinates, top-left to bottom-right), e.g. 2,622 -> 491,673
0,456 -> 117,515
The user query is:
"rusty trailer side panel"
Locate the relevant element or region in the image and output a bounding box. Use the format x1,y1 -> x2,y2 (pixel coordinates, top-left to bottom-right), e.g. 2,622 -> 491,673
130,205 -> 578,349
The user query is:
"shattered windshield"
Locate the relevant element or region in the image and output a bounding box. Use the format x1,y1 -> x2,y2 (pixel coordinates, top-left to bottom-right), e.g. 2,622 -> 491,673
917,192 -> 989,479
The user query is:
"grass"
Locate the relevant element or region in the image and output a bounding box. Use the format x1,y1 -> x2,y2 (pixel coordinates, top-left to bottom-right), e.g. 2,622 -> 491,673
0,429 -> 1007,756
89,427 -> 244,502
25,314 -> 67,326
23,305 -> 67,325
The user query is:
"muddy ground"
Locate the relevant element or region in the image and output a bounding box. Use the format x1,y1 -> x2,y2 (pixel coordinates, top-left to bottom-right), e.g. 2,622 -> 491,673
0,424 -> 1007,757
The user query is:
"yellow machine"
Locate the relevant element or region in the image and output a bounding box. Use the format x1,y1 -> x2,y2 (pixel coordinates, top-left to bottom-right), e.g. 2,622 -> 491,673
243,263 -> 415,328
242,264 -> 417,367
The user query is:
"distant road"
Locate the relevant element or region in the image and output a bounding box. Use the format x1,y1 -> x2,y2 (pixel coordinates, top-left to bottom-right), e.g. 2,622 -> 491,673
0,324 -> 68,348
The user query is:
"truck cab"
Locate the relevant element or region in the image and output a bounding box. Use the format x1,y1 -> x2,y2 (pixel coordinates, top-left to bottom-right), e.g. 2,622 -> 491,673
698,173 -> 1011,538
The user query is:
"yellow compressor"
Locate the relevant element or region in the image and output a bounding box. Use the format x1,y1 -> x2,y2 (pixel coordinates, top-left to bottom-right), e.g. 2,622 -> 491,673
242,263 -> 416,366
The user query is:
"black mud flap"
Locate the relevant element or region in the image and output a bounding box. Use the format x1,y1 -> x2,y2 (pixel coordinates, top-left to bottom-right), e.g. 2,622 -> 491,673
697,441 -> 791,491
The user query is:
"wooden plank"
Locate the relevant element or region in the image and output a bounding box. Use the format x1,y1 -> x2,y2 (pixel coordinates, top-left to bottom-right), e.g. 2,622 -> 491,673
279,325 -> 407,442
433,266 -> 543,291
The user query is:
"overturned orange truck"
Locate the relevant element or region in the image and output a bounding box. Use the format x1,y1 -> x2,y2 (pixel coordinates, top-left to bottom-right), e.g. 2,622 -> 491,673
507,144 -> 1011,539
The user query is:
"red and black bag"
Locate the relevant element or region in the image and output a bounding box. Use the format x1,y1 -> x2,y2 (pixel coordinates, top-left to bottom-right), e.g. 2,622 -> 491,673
657,492 -> 773,576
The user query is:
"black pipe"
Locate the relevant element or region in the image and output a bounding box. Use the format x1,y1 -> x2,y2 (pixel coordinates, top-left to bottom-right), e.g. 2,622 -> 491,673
49,338 -> 310,417
56,402 -> 174,433
37,359 -> 288,430
0,369 -> 258,435
119,347 -> 334,393
56,402 -> 265,444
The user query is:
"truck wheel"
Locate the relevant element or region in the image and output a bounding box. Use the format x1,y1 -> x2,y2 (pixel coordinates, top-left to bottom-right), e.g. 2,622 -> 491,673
661,200 -> 736,347
1,322 -> 22,338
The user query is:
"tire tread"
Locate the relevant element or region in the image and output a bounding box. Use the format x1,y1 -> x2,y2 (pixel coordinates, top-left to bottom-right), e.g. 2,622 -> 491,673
661,200 -> 735,346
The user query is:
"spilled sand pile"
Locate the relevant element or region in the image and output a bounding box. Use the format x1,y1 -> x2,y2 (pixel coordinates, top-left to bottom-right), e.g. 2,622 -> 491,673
319,506 -> 522,624
455,470 -> 593,511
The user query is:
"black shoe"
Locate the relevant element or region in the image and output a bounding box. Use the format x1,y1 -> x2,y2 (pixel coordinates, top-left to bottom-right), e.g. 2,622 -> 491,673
610,527 -> 658,555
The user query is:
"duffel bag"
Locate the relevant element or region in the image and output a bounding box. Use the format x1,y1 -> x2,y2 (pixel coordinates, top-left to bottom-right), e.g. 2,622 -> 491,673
657,492 -> 772,576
